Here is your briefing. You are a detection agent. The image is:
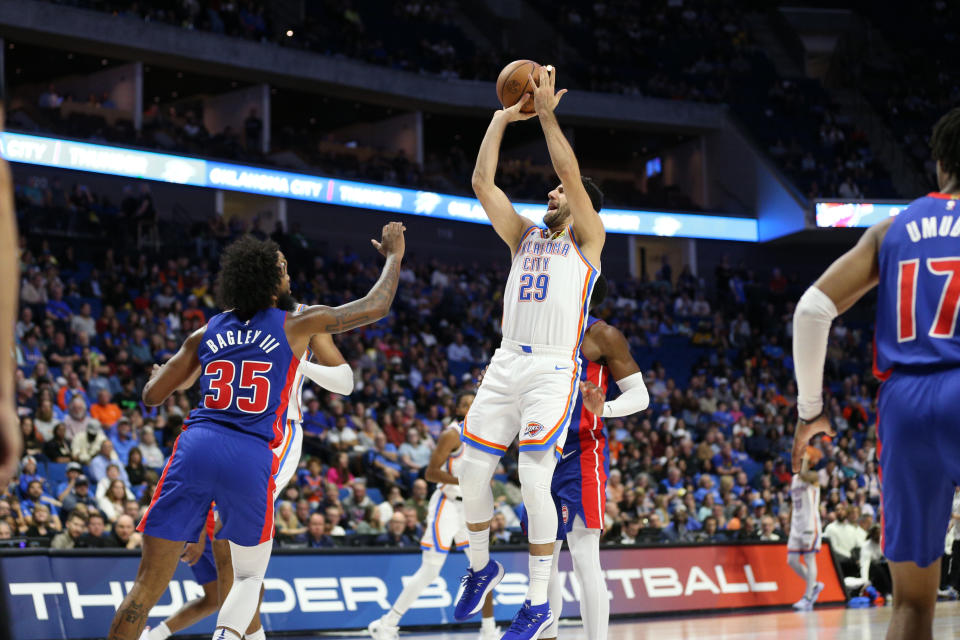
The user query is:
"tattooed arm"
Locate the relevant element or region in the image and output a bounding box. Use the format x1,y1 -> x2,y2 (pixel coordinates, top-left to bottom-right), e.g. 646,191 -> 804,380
286,222 -> 405,347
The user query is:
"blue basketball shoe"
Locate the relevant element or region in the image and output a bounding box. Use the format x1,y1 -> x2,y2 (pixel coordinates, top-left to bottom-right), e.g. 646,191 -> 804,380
501,600 -> 553,640
454,560 -> 504,621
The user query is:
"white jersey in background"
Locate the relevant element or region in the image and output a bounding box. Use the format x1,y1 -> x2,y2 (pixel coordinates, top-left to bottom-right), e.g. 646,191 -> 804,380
439,422 -> 465,500
788,475 -> 822,552
275,303 -> 312,498
501,225 -> 599,353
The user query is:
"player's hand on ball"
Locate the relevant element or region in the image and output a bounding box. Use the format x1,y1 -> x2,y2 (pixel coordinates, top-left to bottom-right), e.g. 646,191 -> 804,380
529,65 -> 567,115
791,414 -> 836,473
497,94 -> 537,123
580,381 -> 604,416
372,221 -> 406,258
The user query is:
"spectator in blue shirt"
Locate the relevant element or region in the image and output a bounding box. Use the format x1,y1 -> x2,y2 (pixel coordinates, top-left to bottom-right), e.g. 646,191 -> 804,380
108,417 -> 138,463
664,505 -> 701,542
19,333 -> 45,374
694,475 -> 722,504
89,440 -> 129,485
712,402 -> 735,429
301,396 -> 328,437
21,479 -> 60,519
18,456 -> 46,499
660,466 -> 685,496
371,432 -> 402,484
292,513 -> 337,548
44,283 -> 73,324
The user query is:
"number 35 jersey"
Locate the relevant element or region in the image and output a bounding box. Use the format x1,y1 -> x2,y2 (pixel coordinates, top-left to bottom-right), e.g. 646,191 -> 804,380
190,307 -> 300,447
875,193 -> 960,375
501,225 -> 599,354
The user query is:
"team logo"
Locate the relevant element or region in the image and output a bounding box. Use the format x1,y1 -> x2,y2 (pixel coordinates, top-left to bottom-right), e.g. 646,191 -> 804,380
561,504 -> 569,524
522,422 -> 545,438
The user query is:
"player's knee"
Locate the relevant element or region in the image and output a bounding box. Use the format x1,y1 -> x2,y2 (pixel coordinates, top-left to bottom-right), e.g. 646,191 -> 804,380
518,452 -> 555,511
420,551 -> 446,577
459,450 -> 498,500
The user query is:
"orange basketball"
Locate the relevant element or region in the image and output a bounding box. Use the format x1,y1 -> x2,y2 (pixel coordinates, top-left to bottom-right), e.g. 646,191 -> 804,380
496,59 -> 541,113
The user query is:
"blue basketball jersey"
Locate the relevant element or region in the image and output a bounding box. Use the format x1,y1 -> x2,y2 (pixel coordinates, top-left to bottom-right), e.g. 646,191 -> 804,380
189,307 -> 299,446
875,193 -> 960,375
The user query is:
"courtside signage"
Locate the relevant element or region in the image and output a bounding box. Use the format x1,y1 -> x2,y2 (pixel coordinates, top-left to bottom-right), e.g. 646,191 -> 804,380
3,543 -> 842,639
0,131 -> 758,241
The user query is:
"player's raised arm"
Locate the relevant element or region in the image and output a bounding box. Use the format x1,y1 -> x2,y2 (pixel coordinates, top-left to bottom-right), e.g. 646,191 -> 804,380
472,97 -> 538,255
142,328 -> 205,406
532,66 -> 605,266
580,323 -> 648,418
287,222 -> 405,341
424,427 -> 462,485
791,218 -> 892,471
0,104 -> 21,486
299,333 -> 353,395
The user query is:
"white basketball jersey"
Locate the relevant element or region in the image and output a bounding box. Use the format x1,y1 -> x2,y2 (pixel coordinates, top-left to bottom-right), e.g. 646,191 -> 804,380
501,225 -> 599,353
790,475 -> 821,535
286,304 -> 312,422
441,422 -> 465,499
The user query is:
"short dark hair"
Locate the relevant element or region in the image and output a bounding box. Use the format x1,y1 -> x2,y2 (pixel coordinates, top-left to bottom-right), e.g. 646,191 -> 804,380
88,511 -> 105,523
214,236 -> 283,321
931,107 -> 960,182
581,176 -> 604,212
589,273 -> 608,310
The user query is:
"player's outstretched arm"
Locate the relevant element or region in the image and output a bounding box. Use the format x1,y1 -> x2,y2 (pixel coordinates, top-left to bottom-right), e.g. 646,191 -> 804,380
531,66 -> 605,265
581,323 -> 648,417
424,428 -> 461,485
299,333 -> 353,395
142,328 -> 205,406
473,98 -> 537,255
0,107 -> 21,486
288,222 -> 405,342
791,218 -> 892,471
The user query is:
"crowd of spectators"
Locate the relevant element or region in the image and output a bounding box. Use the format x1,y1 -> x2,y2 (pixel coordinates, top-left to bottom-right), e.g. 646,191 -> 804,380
3,170 -> 912,606
32,0 -> 905,201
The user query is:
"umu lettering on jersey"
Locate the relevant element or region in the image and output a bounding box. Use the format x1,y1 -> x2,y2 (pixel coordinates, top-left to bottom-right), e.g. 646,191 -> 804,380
905,213 -> 960,243
205,329 -> 281,355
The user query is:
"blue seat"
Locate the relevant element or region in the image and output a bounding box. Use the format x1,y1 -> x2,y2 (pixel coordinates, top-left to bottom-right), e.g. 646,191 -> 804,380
338,487 -> 351,500
46,463 -> 68,490
366,487 -> 383,505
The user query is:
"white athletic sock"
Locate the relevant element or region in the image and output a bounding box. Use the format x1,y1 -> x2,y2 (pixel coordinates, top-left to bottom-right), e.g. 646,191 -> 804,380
804,552 -> 818,599
481,616 -> 496,631
244,628 -> 265,640
388,557 -> 443,622
468,529 -> 490,570
527,554 -> 553,605
383,607 -> 402,627
149,622 -> 172,640
212,629 -> 241,640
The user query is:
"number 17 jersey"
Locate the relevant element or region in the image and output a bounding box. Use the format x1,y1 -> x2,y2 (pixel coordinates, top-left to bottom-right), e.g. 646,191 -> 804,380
190,307 -> 300,447
875,193 -> 960,375
501,225 -> 599,355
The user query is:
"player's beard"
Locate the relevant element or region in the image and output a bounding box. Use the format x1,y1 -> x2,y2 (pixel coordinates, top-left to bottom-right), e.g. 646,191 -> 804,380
543,204 -> 569,230
276,292 -> 297,311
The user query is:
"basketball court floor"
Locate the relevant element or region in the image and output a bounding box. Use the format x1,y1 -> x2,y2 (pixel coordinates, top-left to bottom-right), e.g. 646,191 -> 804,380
315,601 -> 960,639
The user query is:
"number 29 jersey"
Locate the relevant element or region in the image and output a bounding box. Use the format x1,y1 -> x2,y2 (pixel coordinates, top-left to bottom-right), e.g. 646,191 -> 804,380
501,225 -> 599,354
190,307 -> 300,447
875,193 -> 960,375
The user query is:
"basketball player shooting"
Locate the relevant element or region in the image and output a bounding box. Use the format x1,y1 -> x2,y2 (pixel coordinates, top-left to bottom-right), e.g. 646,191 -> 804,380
455,65 -> 606,640
792,108 -> 960,640
107,222 -> 405,640
540,275 -> 649,640
785,455 -> 824,611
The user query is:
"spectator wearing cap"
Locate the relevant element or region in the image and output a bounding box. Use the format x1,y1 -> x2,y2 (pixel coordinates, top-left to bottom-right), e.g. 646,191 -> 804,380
51,512 -> 87,549
108,415 -> 138,462
90,390 -> 122,428
56,462 -> 85,501
18,456 -> 45,499
43,422 -> 72,463
71,420 -> 106,465
60,474 -> 98,517
63,396 -> 94,440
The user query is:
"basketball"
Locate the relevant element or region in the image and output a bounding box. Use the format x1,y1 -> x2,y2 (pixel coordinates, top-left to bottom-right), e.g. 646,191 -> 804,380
496,59 -> 541,113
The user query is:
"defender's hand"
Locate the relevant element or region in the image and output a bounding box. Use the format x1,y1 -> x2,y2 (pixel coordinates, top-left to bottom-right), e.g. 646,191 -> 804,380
372,222 -> 406,258
580,381 -> 604,417
791,415 -> 835,473
530,65 -> 567,115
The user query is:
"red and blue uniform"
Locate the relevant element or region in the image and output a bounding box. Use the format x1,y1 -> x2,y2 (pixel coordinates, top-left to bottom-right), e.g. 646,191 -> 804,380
190,506 -> 218,585
138,308 -> 300,547
552,316 -> 610,539
874,192 -> 960,567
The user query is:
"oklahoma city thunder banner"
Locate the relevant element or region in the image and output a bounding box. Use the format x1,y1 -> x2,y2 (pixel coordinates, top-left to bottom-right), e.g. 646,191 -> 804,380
3,542 -> 844,639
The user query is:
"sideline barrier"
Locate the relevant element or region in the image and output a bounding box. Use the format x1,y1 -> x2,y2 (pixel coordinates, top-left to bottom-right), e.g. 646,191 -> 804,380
3,542 -> 845,639
0,131 -> 759,242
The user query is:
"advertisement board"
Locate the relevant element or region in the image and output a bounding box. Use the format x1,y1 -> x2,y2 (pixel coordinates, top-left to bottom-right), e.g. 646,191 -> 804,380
4,542 -> 844,639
